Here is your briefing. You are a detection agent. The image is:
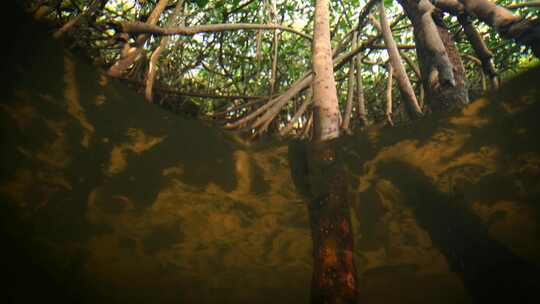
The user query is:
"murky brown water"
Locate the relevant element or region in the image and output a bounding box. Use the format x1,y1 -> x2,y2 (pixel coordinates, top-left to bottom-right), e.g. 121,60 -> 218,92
2,13 -> 540,304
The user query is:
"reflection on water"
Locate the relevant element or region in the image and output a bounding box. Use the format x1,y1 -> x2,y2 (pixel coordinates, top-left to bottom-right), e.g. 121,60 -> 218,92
2,13 -> 540,304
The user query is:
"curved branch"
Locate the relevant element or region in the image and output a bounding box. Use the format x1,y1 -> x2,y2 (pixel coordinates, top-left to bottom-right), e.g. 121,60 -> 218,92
279,89 -> 312,137
377,1 -> 422,116
458,14 -> 498,89
433,0 -> 540,56
145,0 -> 185,102
107,0 -> 170,77
120,21 -> 313,40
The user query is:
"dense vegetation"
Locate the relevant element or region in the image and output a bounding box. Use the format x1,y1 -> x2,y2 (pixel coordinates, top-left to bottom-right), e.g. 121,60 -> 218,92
6,2 -> 540,303
21,0 -> 539,139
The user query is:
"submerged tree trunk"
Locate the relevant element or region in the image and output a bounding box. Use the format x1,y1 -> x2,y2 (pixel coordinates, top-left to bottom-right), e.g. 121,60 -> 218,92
307,141 -> 357,304
308,1 -> 357,303
399,0 -> 469,113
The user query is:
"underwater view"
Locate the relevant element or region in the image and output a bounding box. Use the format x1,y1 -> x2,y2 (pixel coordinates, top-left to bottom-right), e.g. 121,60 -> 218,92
2,1 -> 540,303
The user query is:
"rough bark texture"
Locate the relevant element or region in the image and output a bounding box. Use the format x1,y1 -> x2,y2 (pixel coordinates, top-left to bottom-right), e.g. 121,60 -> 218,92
399,0 -> 469,113
435,19 -> 469,110
307,141 -> 357,304
418,0 -> 456,88
308,1 -> 357,304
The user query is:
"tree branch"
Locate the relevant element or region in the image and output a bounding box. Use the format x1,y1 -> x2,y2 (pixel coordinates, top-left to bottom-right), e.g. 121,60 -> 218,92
119,21 -> 313,40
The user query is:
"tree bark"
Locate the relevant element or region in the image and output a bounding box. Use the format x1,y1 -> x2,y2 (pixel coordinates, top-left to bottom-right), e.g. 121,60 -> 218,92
386,63 -> 394,126
301,112 -> 314,140
433,0 -> 540,56
458,14 -> 498,89
145,0 -> 185,102
356,41 -> 368,127
308,1 -> 358,304
120,21 -> 312,40
377,1 -> 422,117
460,0 -> 519,29
399,0 -> 469,113
400,50 -> 425,108
279,89 -> 312,136
435,16 -> 469,110
312,0 -> 341,142
269,0 -> 280,94
341,54 -> 355,133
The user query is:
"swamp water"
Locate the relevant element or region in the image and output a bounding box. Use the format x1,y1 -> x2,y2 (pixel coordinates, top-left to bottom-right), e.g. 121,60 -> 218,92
2,14 -> 540,304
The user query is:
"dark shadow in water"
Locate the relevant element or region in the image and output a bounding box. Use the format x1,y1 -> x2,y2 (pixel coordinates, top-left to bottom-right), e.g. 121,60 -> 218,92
0,200 -> 104,304
287,140 -> 311,198
379,160 -> 540,304
448,66 -> 540,161
1,8 -> 239,303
